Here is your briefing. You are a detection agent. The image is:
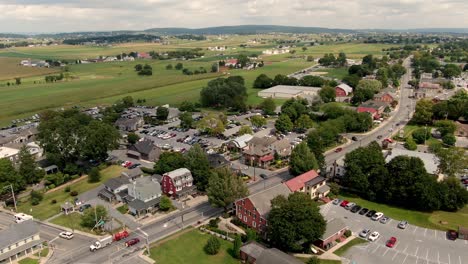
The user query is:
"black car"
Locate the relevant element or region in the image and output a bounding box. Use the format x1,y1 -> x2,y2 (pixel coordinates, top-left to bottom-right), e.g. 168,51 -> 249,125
351,136 -> 358,141
351,205 -> 362,213
358,208 -> 369,215
366,210 -> 377,217
447,230 -> 458,240
259,174 -> 268,179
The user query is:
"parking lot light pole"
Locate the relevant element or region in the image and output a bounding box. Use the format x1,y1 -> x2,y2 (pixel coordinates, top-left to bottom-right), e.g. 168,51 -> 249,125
3,184 -> 17,212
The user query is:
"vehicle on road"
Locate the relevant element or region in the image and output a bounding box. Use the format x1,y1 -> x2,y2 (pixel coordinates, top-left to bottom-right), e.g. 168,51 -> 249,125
335,147 -> 343,153
447,230 -> 458,240
125,238 -> 140,247
398,220 -> 408,229
59,231 -> 74,240
260,173 -> 268,179
368,231 -> 380,241
121,161 -> 132,168
366,210 -> 376,217
90,236 -> 113,251
345,202 -> 356,210
128,163 -> 141,169
332,199 -> 342,205
386,237 -> 397,248
380,216 -> 390,224
351,205 -> 362,213
351,136 -> 358,141
113,230 -> 129,241
377,135 -> 383,139
359,229 -> 371,238
340,200 -> 349,207
14,213 -> 33,223
371,212 -> 384,221
359,208 -> 369,215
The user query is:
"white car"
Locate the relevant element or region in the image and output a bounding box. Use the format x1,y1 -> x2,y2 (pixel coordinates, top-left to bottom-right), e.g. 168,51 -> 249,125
368,231 -> 380,241
371,212 -> 384,221
59,231 -> 74,240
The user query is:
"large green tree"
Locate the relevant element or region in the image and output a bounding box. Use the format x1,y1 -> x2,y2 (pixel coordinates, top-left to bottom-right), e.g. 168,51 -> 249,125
413,99 -> 434,125
435,147 -> 468,177
207,168 -> 248,211
319,86 -> 336,103
185,144 -> 212,191
179,112 -> 194,129
253,74 -> 274,89
154,152 -> 186,174
259,98 -> 276,115
81,205 -> 108,229
250,115 -> 267,128
18,146 -> 44,184
275,114 -> 293,133
200,77 -> 247,111
156,106 -> 169,121
267,192 -> 326,252
196,113 -> 226,136
289,142 -> 319,176
0,158 -> 24,194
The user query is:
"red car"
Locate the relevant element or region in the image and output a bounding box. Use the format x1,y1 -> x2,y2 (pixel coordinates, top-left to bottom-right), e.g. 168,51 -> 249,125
386,237 -> 397,248
125,238 -> 140,247
340,200 -> 349,207
335,147 -> 343,153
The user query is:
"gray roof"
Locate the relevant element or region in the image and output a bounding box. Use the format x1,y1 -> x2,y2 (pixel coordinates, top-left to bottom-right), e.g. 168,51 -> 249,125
246,184 -> 291,216
305,176 -> 326,187
0,220 -> 39,250
385,148 -> 440,175
208,154 -> 230,169
320,218 -> 347,241
128,176 -> 162,199
128,196 -> 161,211
317,184 -> 330,194
359,100 -> 390,109
240,242 -> 302,264
122,167 -> 143,179
130,138 -> 157,155
115,117 -> 142,127
104,176 -> 130,190
164,168 -> 191,180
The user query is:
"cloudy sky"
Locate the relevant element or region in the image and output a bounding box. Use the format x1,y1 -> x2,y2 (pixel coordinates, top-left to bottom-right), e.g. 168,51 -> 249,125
0,0 -> 467,33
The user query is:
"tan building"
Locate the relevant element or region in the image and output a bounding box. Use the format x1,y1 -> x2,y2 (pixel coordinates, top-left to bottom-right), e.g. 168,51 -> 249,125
0,221 -> 42,263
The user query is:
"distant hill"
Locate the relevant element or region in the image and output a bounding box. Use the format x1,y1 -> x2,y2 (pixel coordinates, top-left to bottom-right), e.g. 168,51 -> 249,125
144,25 -> 356,34
362,28 -> 468,34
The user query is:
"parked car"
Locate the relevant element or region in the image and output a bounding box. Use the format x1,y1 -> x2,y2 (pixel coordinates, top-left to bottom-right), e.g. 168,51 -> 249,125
351,205 -> 362,213
59,231 -> 74,240
398,220 -> 408,229
368,231 -> 380,241
366,210 -> 377,217
345,202 -> 356,210
125,238 -> 140,247
380,216 -> 390,224
79,204 -> 92,212
386,237 -> 397,248
128,163 -> 141,169
332,199 -> 342,205
351,136 -> 358,141
121,161 -> 132,167
377,135 -> 383,139
359,229 -> 371,238
259,174 -> 268,179
447,230 -> 458,240
371,212 -> 384,221
359,208 -> 369,215
340,200 -> 349,207
334,147 -> 343,153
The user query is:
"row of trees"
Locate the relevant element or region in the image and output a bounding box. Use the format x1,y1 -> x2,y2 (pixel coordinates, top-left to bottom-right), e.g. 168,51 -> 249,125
134,64 -> 152,76
342,142 -> 468,212
253,74 -> 338,91
318,52 -> 347,67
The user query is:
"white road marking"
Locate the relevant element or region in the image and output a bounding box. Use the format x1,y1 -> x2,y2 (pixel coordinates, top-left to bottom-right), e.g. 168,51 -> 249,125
383,248 -> 390,256
438,251 -> 440,263
402,253 -> 409,264
49,236 -> 59,243
372,244 -> 380,254
448,253 -> 451,264
413,226 -> 418,234
459,255 -> 462,264
392,251 -> 399,260
403,245 -> 408,254
434,229 -> 437,238
424,228 -> 428,237
425,248 -> 429,261
414,247 -> 419,257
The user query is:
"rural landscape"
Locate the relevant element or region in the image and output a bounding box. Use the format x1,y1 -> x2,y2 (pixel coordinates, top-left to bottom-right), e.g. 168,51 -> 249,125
0,2 -> 467,264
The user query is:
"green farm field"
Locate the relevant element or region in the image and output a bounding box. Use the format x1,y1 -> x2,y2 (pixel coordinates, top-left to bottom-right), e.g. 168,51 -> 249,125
0,57 -> 59,80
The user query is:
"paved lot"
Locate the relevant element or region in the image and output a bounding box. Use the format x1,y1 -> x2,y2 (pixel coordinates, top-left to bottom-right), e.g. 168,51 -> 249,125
320,202 -> 468,264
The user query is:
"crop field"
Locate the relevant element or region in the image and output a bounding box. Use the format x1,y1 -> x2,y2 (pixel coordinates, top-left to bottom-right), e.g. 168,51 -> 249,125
0,57 -> 59,80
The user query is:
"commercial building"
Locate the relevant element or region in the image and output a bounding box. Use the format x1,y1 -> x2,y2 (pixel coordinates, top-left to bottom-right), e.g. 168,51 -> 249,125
258,85 -> 321,99
0,221 -> 43,263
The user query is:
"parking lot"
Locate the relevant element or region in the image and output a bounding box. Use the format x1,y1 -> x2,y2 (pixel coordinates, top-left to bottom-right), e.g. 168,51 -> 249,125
320,202 -> 468,264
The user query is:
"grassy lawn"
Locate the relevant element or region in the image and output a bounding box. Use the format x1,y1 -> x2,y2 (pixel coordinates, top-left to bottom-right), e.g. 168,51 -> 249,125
333,238 -> 367,257
18,258 -> 39,264
297,257 -> 341,264
338,192 -> 468,231
320,67 -> 349,80
0,57 -> 59,80
117,204 -> 128,214
17,165 -> 124,220
50,212 -> 92,233
34,247 -> 49,258
149,229 -> 239,264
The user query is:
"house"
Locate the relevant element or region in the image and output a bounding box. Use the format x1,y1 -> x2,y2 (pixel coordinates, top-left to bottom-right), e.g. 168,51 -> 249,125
419,82 -> 441,89
285,170 -> 329,199
374,89 -> 397,103
357,100 -> 390,119
99,176 -> 130,202
127,138 -> 161,161
0,220 -> 43,263
243,137 -> 291,168
137,52 -> 152,59
335,83 -> 353,97
208,154 -> 230,169
224,59 -> 238,67
326,157 -> 345,179
316,218 -> 348,250
384,148 -> 440,175
0,146 -> 20,162
121,167 -> 143,181
235,184 -> 291,232
114,116 -> 144,132
127,176 -> 163,216
240,241 -> 303,264
161,168 -> 196,198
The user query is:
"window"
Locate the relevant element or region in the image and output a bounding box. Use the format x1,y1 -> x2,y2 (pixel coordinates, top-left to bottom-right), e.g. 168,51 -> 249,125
238,213 -> 242,219
252,221 -> 256,228
244,216 -> 247,222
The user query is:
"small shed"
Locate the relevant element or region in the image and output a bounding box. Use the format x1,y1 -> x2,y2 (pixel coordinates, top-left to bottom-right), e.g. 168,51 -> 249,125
61,202 -> 74,215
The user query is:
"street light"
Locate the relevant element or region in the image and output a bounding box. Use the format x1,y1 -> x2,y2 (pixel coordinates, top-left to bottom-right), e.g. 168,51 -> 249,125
3,184 -> 17,212
137,227 -> 150,256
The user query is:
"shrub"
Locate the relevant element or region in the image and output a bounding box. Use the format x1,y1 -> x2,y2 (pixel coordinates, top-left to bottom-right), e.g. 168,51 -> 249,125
50,199 -> 57,204
209,217 -> 221,228
412,128 -> 430,144
47,184 -> 55,190
159,196 -> 173,211
404,137 -> 417,150
307,256 -> 320,264
64,186 -> 71,193
88,167 -> 101,183
70,191 -> 78,197
344,230 -> 352,238
204,236 -> 221,255
335,239 -> 341,243
30,190 -> 44,206
442,134 -> 456,146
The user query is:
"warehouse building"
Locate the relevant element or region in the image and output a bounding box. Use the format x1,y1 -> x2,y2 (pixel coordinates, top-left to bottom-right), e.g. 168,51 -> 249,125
258,85 -> 321,99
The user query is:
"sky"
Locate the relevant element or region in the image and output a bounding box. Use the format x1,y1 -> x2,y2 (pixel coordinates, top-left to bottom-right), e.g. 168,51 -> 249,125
0,0 -> 467,33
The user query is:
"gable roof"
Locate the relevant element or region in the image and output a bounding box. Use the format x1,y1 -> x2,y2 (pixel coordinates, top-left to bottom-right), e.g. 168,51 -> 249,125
121,167 -> 143,179
285,170 -> 319,192
104,176 -> 130,190
240,242 -> 303,264
128,176 -> 162,198
0,220 -> 39,249
336,83 -> 353,95
208,154 -> 230,169
164,168 -> 191,179
244,136 -> 277,156
131,138 -> 157,155
359,100 -> 389,110
320,218 -> 347,241
245,184 -> 291,216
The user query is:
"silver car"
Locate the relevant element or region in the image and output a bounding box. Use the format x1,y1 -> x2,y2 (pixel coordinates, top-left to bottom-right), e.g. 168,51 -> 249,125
398,220 -> 408,229
359,229 -> 371,238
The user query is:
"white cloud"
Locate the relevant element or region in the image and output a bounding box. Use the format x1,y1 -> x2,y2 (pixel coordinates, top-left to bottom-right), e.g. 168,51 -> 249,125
0,0 -> 466,32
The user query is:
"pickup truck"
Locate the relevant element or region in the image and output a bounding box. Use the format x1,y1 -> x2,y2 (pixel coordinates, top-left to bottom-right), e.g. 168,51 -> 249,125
90,236 -> 113,252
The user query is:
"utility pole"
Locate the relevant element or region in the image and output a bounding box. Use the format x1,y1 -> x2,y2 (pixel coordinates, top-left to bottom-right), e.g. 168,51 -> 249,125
3,184 -> 17,212
424,124 -> 428,146
137,228 -> 150,256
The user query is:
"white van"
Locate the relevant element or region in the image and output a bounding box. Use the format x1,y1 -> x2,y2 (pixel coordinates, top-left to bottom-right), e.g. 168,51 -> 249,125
14,213 -> 33,223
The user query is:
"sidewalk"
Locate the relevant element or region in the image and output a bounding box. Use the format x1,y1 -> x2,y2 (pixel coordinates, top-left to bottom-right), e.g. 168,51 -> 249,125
319,235 -> 356,261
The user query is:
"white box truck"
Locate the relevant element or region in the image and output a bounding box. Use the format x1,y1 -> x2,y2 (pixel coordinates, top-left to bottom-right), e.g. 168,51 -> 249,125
14,213 -> 33,223
89,236 -> 113,252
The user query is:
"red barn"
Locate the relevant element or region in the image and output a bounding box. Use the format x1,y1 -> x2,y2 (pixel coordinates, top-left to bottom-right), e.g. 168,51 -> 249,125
357,107 -> 379,119
335,83 -> 353,97
161,168 -> 196,198
235,184 -> 291,233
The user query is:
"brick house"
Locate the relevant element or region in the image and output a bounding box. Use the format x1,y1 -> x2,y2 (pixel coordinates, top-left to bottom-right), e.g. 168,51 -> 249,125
161,168 -> 196,198
316,218 -> 348,250
285,170 -> 330,199
242,137 -> 291,168
374,89 -> 397,103
240,241 -> 303,264
235,184 -> 291,233
335,83 -> 353,97
357,100 -> 390,119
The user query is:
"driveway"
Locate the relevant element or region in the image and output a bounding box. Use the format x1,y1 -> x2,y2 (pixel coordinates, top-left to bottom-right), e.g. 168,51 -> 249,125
320,202 -> 468,264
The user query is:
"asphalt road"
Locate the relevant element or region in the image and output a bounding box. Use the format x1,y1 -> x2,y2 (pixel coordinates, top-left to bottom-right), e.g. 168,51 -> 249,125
321,202 -> 468,264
